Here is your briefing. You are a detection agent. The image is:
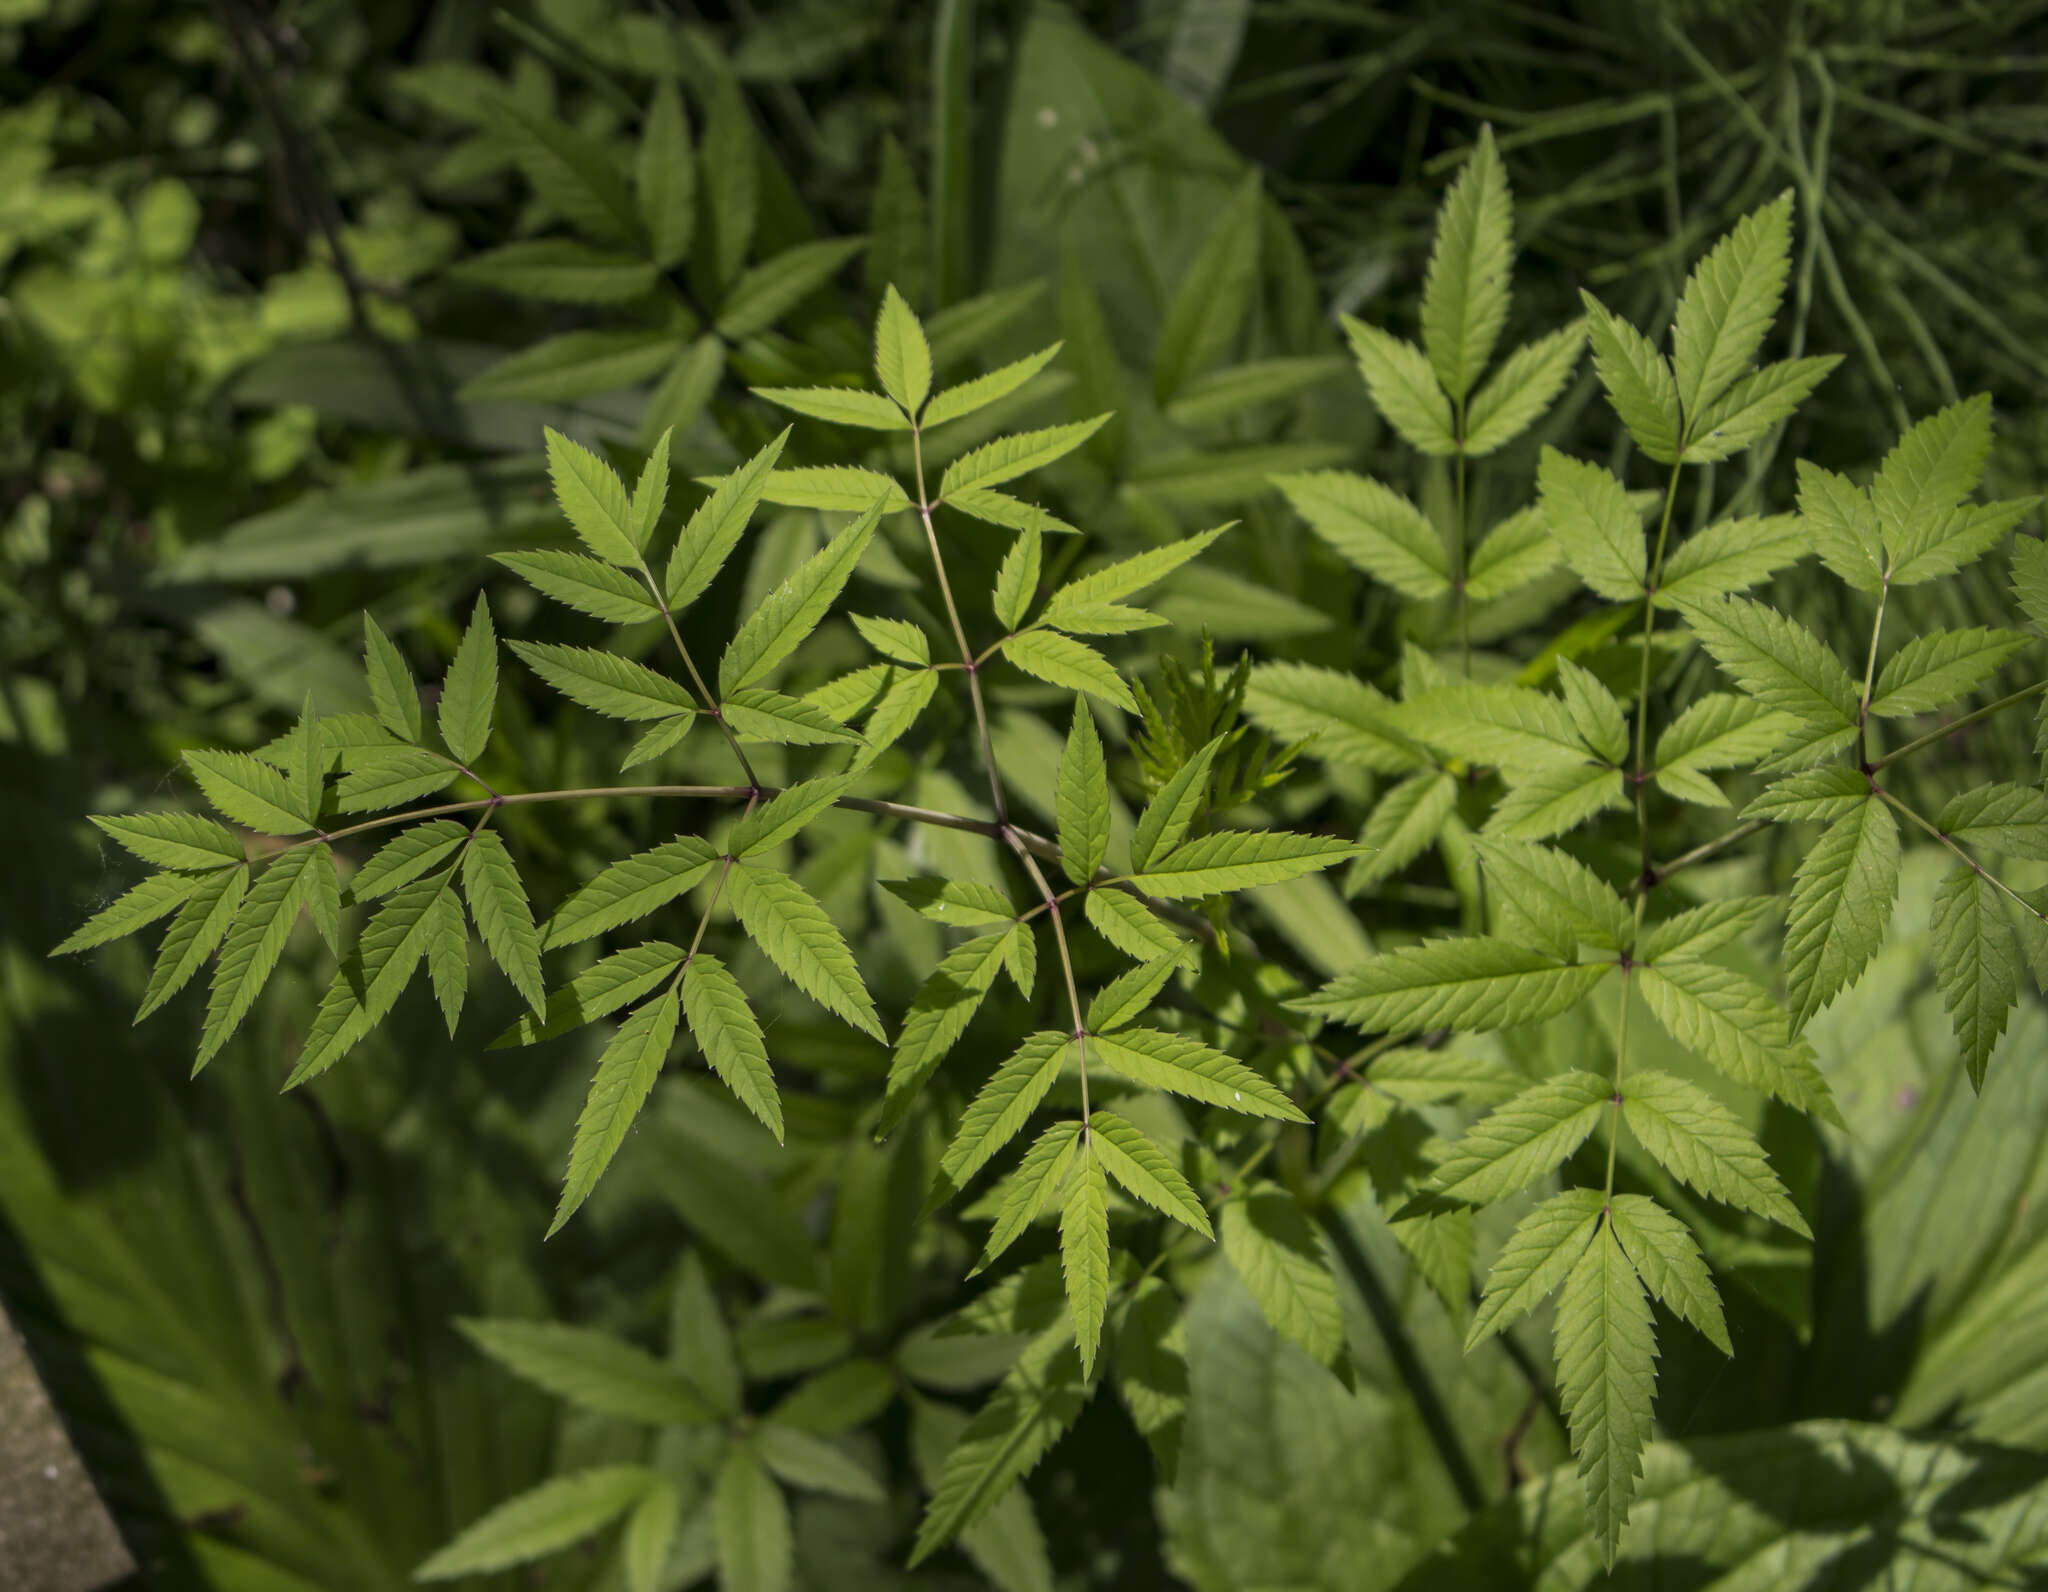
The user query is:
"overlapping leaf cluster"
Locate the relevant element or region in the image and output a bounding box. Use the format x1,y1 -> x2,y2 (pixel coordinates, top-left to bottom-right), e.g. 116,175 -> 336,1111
1257,127 -> 2048,1563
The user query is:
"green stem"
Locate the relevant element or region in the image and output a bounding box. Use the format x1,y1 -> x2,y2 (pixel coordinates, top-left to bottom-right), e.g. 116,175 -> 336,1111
1604,964 -> 1634,1200
1633,459 -> 1687,890
298,784 -> 1062,860
638,567 -> 761,790
1856,575 -> 1891,767
1640,816 -> 1771,892
1876,786 -> 2048,926
1869,680 -> 2048,772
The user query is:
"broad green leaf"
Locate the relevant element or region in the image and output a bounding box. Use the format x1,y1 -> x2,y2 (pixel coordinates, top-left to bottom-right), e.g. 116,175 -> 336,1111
715,237 -> 865,340
1165,354 -> 1344,430
976,1124 -> 1082,1276
623,1477 -> 681,1592
636,81 -> 695,267
1464,322 -> 1587,455
1605,1195 -> 1730,1355
1429,1070 -> 1611,1207
1931,865 -> 2018,1090
1796,460 -> 1887,592
1085,888 -> 1189,962
1672,194 -> 1796,430
416,1468 -> 654,1580
1683,356 -> 1839,462
195,849 -> 315,1069
1638,897 -> 1777,962
544,837 -> 721,948
908,1332 -> 1088,1565
458,1317 -> 713,1424
133,863 -> 246,1025
363,613 -> 423,742
753,384 -> 908,430
493,942 -> 685,1048
1088,1111 -> 1210,1239
1276,471 -> 1450,600
184,749 -> 310,836
1486,762 -> 1628,842
463,829 -> 544,1014
1941,782 -> 2048,859
1635,960 -> 1837,1119
1245,663 -> 1422,773
462,329 -> 675,402
1058,704 -> 1109,885
699,72 -> 758,287
440,595 -> 498,765
1472,837 -> 1629,958
940,418 -> 1110,498
1000,630 -> 1135,711
1351,768 -> 1458,890
1402,682 -> 1589,768
1555,1224 -> 1658,1569
1654,693 -> 1793,806
423,890 -> 468,1036
1557,658 -> 1628,763
333,748 -> 459,814
939,1032 -> 1072,1191
1041,526 -> 1227,614
1061,1150 -> 1111,1376
349,819 -> 467,902
1620,1069 -> 1808,1234
1086,952 -> 1189,1035
1131,830 -> 1357,899
1218,1188 -> 1343,1364
495,550 -> 660,624
1090,1027 -> 1303,1122
923,344 -> 1064,430
993,529 -> 1043,630
683,951 -> 782,1140
730,775 -> 855,858
451,239 -> 658,303
1422,124 -> 1512,403
754,1423 -> 884,1503
882,876 -> 1018,926
550,992 -> 681,1235
1299,938 -> 1609,1032
91,811 -> 242,872
642,335 -> 725,446
484,98 -> 638,244
1870,627 -> 2028,718
1656,513 -> 1808,604
1673,593 -> 1859,730
288,873 -> 448,1084
1465,505 -> 1562,600
713,1447 -> 793,1592
874,282 -> 932,414
1871,395 -> 1991,570
513,641 -> 696,723
545,427 -> 637,566
947,488 -> 1078,537
668,429 -> 790,611
1152,172 -> 1263,403
2010,534 -> 2048,628
1784,797 -> 1899,1031
719,500 -> 885,693
1340,316 -> 1457,455
725,688 -> 863,746
1892,496 -> 2043,589
849,614 -> 930,666
1130,736 -> 1225,874
724,862 -> 884,1038
1537,448 -> 1645,601
1467,1187 -> 1606,1348
1580,291 -> 1681,462
53,870 -> 207,956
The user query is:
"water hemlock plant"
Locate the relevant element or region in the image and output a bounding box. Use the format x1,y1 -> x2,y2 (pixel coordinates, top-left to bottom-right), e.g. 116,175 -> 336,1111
58,120 -> 2048,1579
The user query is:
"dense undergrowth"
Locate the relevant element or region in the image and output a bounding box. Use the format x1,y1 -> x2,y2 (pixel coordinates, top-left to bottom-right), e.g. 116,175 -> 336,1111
9,3 -> 2048,1589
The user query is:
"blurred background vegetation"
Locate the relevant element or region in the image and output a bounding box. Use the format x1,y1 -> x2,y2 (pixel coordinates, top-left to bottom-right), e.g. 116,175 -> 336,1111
7,0 -> 2048,1587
